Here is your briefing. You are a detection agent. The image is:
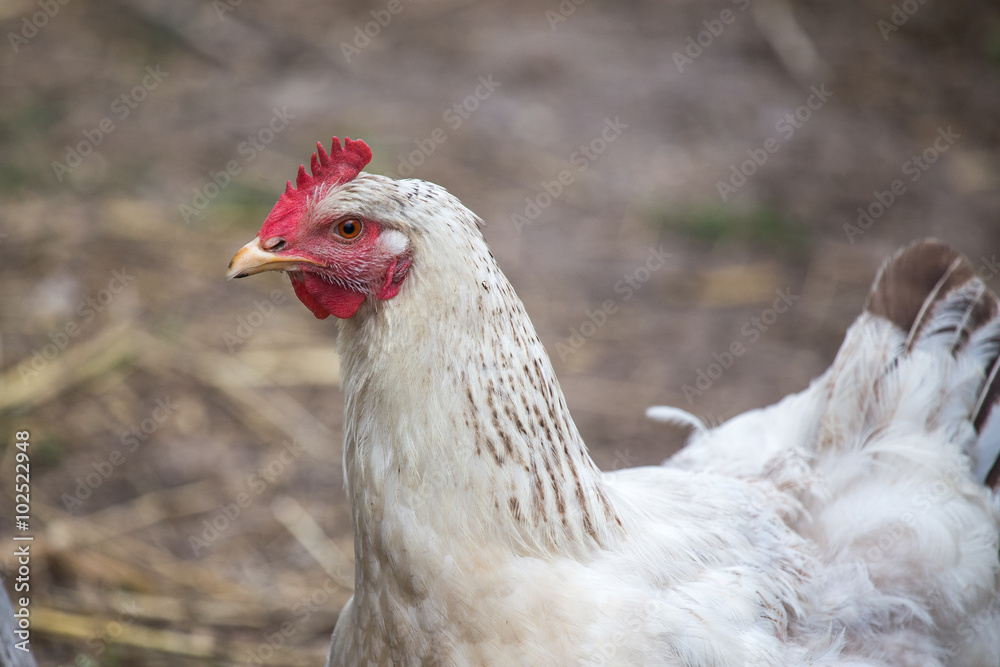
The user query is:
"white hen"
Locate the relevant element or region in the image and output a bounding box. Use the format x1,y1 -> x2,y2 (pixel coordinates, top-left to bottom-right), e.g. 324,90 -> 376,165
227,138 -> 1000,666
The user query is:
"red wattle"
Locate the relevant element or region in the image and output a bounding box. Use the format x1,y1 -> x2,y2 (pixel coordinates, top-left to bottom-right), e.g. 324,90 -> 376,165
290,275 -> 331,319
291,273 -> 367,320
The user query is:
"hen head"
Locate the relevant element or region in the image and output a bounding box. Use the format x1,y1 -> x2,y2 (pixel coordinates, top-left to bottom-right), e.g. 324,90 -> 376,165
227,137 -> 414,319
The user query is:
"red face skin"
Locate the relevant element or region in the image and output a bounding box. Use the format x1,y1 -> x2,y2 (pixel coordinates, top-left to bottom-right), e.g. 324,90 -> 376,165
260,216 -> 411,320
290,221 -> 409,319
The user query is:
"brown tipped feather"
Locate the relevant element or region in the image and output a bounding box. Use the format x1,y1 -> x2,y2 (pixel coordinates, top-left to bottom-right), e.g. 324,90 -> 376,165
975,356 -> 1000,433
944,281 -> 998,354
986,449 -> 1000,490
865,239 -> 978,349
866,238 -> 1000,489
976,352 -> 1000,490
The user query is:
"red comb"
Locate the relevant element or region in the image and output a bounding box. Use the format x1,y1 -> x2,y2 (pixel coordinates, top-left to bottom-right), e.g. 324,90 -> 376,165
260,137 -> 373,239
284,137 -> 373,196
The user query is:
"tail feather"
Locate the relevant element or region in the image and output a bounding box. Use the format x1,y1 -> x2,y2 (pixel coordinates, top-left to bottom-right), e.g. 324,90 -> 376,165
971,326 -> 1000,425
974,353 -> 1000,487
865,239 -> 1000,490
962,317 -> 1000,487
865,240 -> 975,351
915,279 -> 993,355
665,239 -> 1000,493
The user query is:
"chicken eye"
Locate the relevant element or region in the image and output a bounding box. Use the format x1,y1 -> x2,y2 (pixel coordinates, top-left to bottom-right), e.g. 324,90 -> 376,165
335,218 -> 363,239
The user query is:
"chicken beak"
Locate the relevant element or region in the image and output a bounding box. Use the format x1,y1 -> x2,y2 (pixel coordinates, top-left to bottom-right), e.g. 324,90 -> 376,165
227,239 -> 323,280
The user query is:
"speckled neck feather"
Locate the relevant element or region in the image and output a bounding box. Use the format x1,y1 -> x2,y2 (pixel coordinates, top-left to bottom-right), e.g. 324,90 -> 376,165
329,177 -> 623,616
338,229 -> 621,541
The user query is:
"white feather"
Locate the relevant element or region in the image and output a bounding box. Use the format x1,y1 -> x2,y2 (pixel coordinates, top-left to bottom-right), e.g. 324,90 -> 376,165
645,406 -> 707,433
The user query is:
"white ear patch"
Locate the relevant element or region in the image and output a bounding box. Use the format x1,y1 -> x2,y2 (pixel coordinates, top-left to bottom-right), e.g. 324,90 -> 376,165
378,229 -> 410,256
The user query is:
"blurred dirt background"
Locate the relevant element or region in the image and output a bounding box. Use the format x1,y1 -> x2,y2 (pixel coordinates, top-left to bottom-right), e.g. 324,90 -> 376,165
1,0 -> 999,664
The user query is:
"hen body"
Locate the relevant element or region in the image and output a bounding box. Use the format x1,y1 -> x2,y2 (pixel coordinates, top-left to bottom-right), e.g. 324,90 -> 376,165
228,140 -> 1000,666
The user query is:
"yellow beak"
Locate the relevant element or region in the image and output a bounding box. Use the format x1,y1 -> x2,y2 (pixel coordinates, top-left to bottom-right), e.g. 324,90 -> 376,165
227,239 -> 323,280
